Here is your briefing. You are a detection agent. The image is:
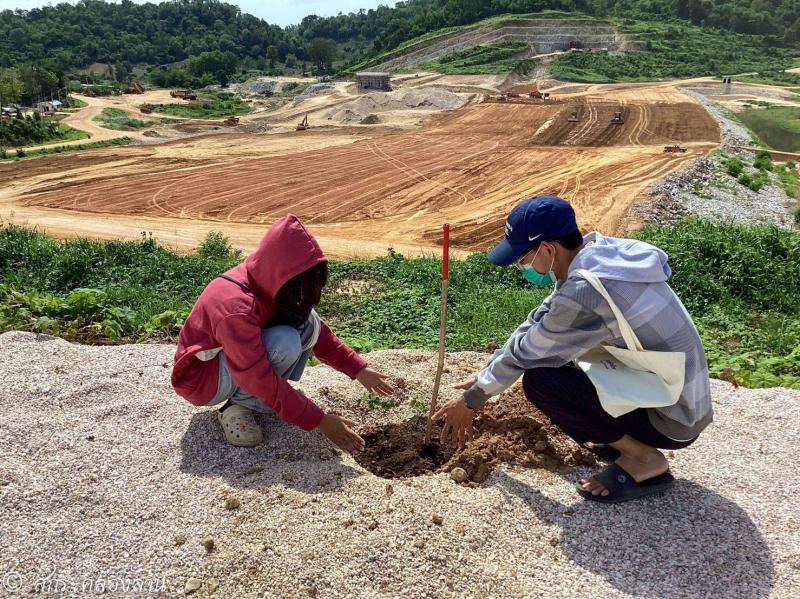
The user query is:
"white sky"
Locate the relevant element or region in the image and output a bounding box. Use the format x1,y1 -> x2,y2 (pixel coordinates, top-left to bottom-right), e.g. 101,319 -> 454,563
0,0 -> 391,27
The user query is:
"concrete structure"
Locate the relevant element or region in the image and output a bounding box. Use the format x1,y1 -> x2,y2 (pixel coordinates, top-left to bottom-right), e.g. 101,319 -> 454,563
355,72 -> 391,92
36,100 -> 62,115
722,76 -> 732,94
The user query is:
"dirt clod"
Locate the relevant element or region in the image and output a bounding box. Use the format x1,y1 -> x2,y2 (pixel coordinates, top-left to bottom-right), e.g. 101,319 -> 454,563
202,537 -> 215,552
174,533 -> 187,546
354,389 -> 596,482
431,513 -> 444,526
206,578 -> 219,594
225,496 -> 241,510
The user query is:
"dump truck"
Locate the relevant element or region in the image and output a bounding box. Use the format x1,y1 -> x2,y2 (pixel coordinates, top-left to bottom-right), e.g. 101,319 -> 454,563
568,110 -> 580,122
663,144 -> 687,153
611,111 -> 624,124
223,116 -> 240,127
139,105 -> 153,114
170,90 -> 197,101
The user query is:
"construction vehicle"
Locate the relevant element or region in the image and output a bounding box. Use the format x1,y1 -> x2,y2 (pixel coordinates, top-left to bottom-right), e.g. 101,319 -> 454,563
296,114 -> 309,131
170,89 -> 197,101
139,104 -> 153,114
223,116 -> 240,127
125,82 -> 144,94
663,144 -> 687,153
611,111 -> 624,124
527,85 -> 551,101
568,110 -> 580,122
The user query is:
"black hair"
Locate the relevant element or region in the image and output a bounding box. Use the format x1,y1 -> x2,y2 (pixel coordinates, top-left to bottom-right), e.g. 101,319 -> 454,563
273,261 -> 328,326
527,229 -> 584,254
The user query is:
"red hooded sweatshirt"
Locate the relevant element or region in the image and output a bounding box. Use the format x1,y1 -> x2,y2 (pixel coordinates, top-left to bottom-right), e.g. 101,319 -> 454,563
171,215 -> 367,431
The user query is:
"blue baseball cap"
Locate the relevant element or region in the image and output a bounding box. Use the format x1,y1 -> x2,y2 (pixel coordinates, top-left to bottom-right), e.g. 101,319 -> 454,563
488,195 -> 578,266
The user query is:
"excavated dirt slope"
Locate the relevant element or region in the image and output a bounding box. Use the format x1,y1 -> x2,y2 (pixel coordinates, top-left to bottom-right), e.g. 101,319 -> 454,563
10,85 -> 719,254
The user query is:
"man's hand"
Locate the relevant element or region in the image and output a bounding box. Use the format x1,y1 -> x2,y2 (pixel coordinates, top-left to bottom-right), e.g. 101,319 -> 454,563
356,367 -> 394,397
318,414 -> 365,453
453,376 -> 477,390
432,396 -> 474,449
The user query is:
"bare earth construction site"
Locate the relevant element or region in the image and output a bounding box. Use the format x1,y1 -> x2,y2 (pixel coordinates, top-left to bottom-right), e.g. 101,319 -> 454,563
1,80 -> 720,257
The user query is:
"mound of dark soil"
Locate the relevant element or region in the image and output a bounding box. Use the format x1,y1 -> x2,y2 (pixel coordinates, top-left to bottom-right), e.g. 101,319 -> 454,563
354,389 -> 597,484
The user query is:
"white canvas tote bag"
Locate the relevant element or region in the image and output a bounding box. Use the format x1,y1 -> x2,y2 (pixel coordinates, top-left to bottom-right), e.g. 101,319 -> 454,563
574,269 -> 686,417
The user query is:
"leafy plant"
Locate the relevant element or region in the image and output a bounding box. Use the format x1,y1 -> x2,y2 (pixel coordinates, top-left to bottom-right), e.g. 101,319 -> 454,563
408,397 -> 429,418
364,393 -> 395,411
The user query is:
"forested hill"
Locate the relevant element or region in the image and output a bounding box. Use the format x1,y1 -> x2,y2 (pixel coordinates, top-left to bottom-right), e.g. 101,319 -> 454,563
0,0 -> 297,69
2,0 -> 799,74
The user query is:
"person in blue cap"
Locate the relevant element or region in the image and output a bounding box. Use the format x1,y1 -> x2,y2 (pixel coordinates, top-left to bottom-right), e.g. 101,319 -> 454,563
433,195 -> 712,503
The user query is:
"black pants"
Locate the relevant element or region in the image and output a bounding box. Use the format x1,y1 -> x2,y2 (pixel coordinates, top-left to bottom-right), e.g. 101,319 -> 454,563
522,363 -> 697,452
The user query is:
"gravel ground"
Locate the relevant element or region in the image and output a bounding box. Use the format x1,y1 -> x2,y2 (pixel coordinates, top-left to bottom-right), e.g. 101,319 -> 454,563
1,330 -> 799,598
629,88 -> 798,230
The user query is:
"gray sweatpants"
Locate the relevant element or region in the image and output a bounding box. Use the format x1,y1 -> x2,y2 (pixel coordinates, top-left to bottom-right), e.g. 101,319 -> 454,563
207,310 -> 319,413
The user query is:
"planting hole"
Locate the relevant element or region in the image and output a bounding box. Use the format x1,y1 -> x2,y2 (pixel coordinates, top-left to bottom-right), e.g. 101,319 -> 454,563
354,390 -> 598,484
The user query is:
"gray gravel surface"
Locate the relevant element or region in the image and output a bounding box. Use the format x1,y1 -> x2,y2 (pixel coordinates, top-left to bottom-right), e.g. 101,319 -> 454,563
1,331 -> 799,598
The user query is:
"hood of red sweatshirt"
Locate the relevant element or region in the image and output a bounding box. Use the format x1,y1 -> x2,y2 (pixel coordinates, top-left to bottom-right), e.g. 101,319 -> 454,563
244,214 -> 327,301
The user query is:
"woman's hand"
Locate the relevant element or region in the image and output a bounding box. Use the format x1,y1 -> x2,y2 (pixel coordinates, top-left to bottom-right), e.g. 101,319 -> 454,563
356,367 -> 394,397
318,414 -> 365,453
432,397 -> 474,449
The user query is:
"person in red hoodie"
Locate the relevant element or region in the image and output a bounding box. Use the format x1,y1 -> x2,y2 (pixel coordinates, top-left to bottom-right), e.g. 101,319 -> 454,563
172,214 -> 393,452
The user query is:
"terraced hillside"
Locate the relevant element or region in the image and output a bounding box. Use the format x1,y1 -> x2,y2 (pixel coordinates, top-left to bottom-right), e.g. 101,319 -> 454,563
368,18 -> 633,72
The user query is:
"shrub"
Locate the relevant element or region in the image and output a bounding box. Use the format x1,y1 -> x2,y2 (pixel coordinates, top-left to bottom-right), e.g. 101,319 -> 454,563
737,173 -> 753,188
196,231 -> 241,260
724,157 -> 744,177
754,150 -> 773,171
15,148 -> 25,157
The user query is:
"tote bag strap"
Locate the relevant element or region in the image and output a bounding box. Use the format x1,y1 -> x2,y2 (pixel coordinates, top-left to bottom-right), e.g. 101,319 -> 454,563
217,273 -> 255,295
574,269 -> 644,352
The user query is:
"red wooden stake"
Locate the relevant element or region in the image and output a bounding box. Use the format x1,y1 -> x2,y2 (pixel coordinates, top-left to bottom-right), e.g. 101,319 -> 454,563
426,224 -> 450,444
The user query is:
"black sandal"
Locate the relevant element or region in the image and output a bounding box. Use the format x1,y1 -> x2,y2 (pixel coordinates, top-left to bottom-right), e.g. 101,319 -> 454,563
576,463 -> 675,504
583,442 -> 621,463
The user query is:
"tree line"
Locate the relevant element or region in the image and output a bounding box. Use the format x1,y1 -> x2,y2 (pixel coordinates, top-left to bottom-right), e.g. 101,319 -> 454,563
0,0 -> 798,105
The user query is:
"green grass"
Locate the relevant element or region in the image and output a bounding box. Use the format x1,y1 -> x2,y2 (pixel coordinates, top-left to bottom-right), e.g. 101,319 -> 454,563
149,90 -> 250,118
550,20 -> 797,83
49,123 -> 90,144
93,107 -> 156,131
398,41 -> 531,75
61,97 -> 88,109
0,137 -> 133,161
0,219 -> 797,389
738,106 -> 800,152
734,70 -> 800,87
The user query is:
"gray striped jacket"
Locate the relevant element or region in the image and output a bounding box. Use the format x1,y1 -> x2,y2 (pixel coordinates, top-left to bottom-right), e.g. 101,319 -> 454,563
463,232 -> 713,441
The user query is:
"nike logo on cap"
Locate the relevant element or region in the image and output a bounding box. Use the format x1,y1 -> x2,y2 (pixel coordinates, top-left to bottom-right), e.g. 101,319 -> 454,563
528,234 -> 541,242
